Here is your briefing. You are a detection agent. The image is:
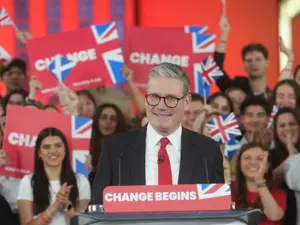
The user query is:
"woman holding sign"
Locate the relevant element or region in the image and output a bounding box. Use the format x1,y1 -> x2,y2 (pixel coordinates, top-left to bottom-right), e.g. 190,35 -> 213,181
17,127 -> 90,225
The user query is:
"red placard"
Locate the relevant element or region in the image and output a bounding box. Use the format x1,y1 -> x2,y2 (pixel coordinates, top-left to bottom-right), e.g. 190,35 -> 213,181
26,22 -> 125,96
103,184 -> 231,213
123,26 -> 214,93
0,105 -> 92,178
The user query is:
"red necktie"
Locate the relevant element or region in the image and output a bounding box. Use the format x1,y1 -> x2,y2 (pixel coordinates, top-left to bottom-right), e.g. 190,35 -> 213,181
158,137 -> 172,185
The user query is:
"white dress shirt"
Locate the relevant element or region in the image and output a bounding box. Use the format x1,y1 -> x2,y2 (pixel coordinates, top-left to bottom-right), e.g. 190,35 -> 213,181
145,123 -> 182,185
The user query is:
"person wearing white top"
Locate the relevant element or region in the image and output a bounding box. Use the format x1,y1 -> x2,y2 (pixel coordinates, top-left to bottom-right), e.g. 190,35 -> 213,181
17,127 -> 91,225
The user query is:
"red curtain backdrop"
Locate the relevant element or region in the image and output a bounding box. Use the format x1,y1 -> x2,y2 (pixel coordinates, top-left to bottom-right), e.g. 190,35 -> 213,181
292,14 -> 300,69
0,0 -> 280,96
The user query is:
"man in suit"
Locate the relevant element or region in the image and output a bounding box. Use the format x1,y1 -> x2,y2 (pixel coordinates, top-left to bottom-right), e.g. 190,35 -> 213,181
90,62 -> 224,205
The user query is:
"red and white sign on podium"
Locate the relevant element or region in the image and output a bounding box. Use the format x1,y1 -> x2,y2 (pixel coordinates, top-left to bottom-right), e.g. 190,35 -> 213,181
103,184 -> 231,213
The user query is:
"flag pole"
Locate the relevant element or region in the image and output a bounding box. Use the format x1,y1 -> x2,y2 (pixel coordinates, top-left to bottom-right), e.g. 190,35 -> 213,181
203,79 -> 207,105
221,0 -> 227,16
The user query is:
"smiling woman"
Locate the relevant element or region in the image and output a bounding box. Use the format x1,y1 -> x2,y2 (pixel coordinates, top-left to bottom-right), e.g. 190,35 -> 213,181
17,127 -> 91,225
232,143 -> 286,225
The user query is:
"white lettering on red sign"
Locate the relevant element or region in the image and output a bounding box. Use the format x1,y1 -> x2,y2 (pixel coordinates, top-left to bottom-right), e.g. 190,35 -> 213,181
105,192 -> 154,202
104,191 -> 196,202
8,132 -> 37,148
129,52 -> 189,67
154,191 -> 196,201
35,48 -> 97,71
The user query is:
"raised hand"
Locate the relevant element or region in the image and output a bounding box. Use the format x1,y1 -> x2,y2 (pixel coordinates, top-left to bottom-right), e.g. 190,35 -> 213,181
219,15 -> 230,41
55,84 -> 79,115
254,152 -> 268,185
121,64 -> 134,82
279,36 -> 294,59
28,76 -> 42,100
286,133 -> 297,156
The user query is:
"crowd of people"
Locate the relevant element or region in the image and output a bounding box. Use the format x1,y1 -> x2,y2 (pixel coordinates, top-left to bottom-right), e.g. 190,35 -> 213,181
0,15 -> 299,225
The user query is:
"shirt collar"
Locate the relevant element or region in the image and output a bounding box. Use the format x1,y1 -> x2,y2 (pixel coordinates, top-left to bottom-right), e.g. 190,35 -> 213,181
146,123 -> 182,150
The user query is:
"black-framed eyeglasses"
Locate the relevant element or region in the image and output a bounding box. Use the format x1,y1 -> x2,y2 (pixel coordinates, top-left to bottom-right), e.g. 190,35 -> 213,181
145,93 -> 185,108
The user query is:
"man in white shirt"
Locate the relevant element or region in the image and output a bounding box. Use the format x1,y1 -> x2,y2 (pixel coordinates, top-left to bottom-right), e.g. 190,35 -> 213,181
90,62 -> 224,204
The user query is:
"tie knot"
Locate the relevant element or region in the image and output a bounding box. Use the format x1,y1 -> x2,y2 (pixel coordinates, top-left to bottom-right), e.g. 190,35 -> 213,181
160,137 -> 169,148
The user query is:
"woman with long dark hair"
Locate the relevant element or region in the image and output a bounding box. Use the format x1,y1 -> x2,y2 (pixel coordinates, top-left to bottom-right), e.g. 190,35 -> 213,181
232,142 -> 286,225
17,127 -> 90,225
270,107 -> 300,225
87,103 -> 127,186
272,80 -> 300,112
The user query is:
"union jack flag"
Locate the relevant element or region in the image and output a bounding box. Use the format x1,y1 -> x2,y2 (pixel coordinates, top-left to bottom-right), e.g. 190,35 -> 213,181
268,105 -> 279,128
71,116 -> 93,177
190,32 -> 216,53
224,138 -> 240,160
196,184 -> 231,199
48,55 -> 77,83
184,25 -> 208,34
72,150 -> 89,178
72,116 -> 93,139
207,113 -> 241,144
91,22 -> 125,84
200,56 -> 224,86
91,22 -> 118,45
0,8 -> 14,26
194,63 -> 211,96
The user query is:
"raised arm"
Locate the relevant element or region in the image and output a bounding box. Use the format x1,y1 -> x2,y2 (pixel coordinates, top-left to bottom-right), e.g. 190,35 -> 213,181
278,37 -> 294,81
214,15 -> 233,92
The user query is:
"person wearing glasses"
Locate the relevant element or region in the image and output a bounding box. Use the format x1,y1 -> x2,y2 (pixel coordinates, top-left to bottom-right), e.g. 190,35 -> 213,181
90,62 -> 224,204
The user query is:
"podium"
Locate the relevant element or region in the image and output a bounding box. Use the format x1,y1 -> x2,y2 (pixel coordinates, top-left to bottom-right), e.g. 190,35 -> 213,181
70,209 -> 263,225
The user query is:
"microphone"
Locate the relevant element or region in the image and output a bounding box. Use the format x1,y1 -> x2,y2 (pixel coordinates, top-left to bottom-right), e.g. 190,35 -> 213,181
118,152 -> 124,186
201,155 -> 210,183
157,155 -> 164,164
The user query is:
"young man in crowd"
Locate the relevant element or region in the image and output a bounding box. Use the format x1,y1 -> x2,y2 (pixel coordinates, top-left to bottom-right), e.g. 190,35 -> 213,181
239,96 -> 272,149
214,16 -> 294,99
0,59 -> 27,94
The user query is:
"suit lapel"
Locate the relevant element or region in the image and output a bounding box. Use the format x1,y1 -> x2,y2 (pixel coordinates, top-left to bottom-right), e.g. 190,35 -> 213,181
128,126 -> 146,185
178,128 -> 198,184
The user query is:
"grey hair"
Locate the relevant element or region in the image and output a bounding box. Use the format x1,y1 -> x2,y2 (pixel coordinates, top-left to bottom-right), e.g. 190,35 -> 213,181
148,62 -> 190,95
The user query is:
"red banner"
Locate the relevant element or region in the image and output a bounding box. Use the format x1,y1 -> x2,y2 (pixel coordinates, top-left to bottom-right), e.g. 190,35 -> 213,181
26,21 -> 126,96
123,26 -> 215,93
103,184 -> 231,213
0,105 -> 92,178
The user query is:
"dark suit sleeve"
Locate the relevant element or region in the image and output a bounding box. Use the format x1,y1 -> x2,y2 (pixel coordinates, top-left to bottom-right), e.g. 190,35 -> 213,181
211,143 -> 225,183
89,138 -> 112,205
214,51 -> 233,92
